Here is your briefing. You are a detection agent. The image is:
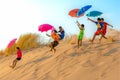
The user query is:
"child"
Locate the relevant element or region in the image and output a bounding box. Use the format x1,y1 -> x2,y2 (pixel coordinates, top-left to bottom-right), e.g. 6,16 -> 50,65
88,18 -> 106,43
10,47 -> 22,68
99,18 -> 113,41
58,26 -> 65,40
76,20 -> 85,48
46,30 -> 60,53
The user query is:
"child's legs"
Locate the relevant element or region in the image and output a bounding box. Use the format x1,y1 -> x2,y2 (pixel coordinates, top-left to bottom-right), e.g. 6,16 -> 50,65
92,34 -> 96,42
52,41 -> 58,53
91,30 -> 99,42
12,59 -> 18,67
78,39 -> 80,48
101,30 -> 107,38
100,32 -> 107,39
52,41 -> 58,49
79,39 -> 82,46
78,34 -> 83,47
49,42 -> 54,51
78,39 -> 82,48
99,35 -> 103,41
92,29 -> 101,42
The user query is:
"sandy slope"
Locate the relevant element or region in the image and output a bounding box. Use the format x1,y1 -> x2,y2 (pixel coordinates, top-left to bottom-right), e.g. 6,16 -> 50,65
0,29 -> 120,80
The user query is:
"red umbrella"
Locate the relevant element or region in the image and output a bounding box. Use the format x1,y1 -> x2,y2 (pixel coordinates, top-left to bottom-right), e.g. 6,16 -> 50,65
38,24 -> 55,32
7,38 -> 17,48
68,9 -> 84,18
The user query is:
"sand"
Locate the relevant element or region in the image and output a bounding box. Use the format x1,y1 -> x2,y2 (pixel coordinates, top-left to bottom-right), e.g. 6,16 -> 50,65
0,28 -> 120,80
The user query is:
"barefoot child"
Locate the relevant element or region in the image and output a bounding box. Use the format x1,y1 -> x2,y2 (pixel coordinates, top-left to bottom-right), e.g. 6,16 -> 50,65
88,18 -> 106,43
10,47 -> 22,68
46,30 -> 60,53
99,18 -> 113,41
76,20 -> 85,48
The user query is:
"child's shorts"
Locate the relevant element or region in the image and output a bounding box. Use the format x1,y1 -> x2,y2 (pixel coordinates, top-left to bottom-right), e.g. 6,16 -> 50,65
95,30 -> 101,35
16,58 -> 21,61
78,34 -> 84,40
101,29 -> 106,35
52,41 -> 59,48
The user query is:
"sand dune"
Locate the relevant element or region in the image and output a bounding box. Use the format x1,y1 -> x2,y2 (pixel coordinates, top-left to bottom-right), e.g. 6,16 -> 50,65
0,28 -> 120,80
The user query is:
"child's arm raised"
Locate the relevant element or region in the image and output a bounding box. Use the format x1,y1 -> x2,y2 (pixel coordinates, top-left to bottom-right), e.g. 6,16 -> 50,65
108,24 -> 114,28
76,20 -> 81,29
88,18 -> 95,23
46,33 -> 51,37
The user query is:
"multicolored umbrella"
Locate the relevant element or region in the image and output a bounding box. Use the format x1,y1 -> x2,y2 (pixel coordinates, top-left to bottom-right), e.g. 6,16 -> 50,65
7,38 -> 17,48
38,24 -> 55,32
86,11 -> 103,17
77,5 -> 92,16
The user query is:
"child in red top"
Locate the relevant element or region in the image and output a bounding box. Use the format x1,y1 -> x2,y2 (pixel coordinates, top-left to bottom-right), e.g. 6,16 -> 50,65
88,18 -> 109,43
10,47 -> 22,68
99,18 -> 113,41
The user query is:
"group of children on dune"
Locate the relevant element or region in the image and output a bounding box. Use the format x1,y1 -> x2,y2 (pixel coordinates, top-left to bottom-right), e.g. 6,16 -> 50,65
77,18 -> 113,48
10,26 -> 65,68
10,18 -> 113,69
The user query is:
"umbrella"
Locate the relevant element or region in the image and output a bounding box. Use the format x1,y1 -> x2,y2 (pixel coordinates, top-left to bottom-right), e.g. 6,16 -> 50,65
86,11 -> 103,17
68,9 -> 84,18
68,9 -> 79,17
7,38 -> 17,48
77,5 -> 92,16
38,24 -> 55,32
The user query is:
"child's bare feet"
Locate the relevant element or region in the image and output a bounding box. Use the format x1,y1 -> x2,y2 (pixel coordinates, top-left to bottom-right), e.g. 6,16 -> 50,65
78,46 -> 82,50
53,49 -> 56,53
89,39 -> 93,43
78,45 -> 82,49
109,37 -> 115,42
9,65 -> 14,69
49,49 -> 52,51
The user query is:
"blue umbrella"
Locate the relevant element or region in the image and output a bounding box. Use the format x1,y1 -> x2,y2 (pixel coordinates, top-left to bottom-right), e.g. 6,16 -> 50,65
86,11 -> 103,17
77,5 -> 92,17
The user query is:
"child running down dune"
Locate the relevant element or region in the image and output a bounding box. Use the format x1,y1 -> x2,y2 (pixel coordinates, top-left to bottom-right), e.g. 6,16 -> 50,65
9,47 -> 22,68
46,30 -> 60,53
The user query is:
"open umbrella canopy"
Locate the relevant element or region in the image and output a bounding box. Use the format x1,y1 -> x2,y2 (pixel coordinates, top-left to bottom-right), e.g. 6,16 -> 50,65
68,9 -> 79,17
7,38 -> 17,48
86,11 -> 103,17
68,9 -> 84,18
77,5 -> 92,16
38,24 -> 55,32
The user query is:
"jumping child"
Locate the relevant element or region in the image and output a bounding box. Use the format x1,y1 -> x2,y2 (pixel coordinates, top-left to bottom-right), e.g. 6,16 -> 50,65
46,30 -> 60,53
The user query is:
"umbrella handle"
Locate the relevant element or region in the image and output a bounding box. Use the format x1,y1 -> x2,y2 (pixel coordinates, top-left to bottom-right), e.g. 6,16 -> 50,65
75,19 -> 78,23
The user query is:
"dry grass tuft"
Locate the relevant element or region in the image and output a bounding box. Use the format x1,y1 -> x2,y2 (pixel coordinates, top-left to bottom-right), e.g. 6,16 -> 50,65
3,33 -> 41,56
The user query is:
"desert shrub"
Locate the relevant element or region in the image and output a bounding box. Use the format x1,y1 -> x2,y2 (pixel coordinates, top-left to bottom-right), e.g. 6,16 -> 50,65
16,33 -> 40,50
4,33 -> 40,55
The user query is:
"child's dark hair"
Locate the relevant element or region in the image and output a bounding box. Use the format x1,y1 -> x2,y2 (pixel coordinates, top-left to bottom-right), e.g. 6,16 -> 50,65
81,24 -> 84,28
54,30 -> 57,33
101,18 -> 104,20
97,18 -> 101,20
59,26 -> 62,28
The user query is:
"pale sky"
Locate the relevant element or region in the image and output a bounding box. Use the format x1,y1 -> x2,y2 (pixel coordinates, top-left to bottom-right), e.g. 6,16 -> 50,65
0,0 -> 120,49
